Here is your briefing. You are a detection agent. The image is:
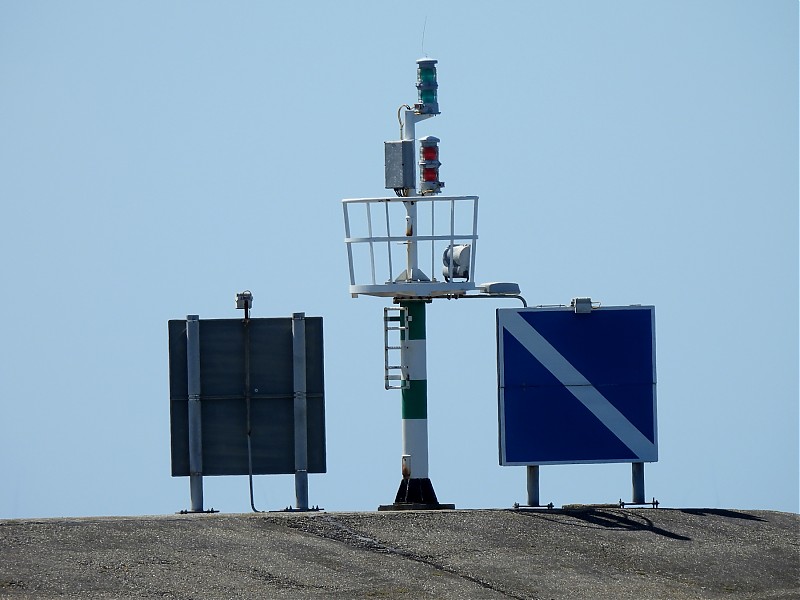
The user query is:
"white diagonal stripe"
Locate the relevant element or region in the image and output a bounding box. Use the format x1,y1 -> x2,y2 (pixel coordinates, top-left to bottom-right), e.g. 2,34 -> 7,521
503,311 -> 655,459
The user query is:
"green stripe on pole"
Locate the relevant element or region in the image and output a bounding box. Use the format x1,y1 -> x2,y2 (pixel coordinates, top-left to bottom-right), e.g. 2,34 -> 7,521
402,380 -> 428,419
401,300 -> 427,341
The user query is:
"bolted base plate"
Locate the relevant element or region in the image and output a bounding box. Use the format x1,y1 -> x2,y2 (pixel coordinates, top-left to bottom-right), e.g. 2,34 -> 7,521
378,502 -> 455,511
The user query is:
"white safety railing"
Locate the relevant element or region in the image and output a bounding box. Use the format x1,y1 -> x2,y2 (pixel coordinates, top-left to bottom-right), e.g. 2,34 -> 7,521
342,195 -> 479,298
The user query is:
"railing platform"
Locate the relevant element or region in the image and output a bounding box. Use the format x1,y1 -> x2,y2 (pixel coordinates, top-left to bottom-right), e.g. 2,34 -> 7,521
342,195 -> 479,299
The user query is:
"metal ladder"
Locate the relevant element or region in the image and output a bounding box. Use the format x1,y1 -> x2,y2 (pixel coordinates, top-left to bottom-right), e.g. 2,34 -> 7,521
383,306 -> 409,390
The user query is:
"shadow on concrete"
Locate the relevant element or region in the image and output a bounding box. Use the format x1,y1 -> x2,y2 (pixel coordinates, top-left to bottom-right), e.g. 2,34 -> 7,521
678,509 -> 767,522
513,509 -> 692,541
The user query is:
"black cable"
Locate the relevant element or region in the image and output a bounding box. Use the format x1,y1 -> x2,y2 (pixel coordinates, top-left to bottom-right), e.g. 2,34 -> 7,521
244,313 -> 261,512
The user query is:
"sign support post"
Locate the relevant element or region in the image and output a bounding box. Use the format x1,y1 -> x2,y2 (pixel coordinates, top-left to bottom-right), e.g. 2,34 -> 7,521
186,314 -> 204,513
526,465 -> 540,507
292,312 -> 309,511
632,462 -> 645,504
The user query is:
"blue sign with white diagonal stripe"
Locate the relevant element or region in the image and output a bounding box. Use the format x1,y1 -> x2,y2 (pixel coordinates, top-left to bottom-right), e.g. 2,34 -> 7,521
497,305 -> 657,465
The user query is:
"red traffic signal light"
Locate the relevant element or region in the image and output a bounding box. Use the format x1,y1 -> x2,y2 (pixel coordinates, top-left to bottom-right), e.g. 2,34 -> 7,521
418,136 -> 443,195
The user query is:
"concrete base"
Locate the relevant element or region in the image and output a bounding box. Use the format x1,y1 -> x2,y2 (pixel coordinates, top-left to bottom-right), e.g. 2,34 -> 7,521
5,509 -> 798,598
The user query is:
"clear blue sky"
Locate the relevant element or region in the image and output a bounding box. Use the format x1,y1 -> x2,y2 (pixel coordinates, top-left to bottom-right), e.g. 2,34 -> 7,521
1,1 -> 797,518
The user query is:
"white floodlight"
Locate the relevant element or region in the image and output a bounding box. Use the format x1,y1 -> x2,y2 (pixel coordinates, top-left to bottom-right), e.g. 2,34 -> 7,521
442,243 -> 471,281
479,282 -> 521,296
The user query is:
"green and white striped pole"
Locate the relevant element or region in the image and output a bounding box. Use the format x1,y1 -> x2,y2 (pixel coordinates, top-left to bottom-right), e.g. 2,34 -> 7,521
394,299 -> 443,506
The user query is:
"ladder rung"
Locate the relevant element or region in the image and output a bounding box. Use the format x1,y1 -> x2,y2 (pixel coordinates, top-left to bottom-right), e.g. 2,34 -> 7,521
384,306 -> 408,392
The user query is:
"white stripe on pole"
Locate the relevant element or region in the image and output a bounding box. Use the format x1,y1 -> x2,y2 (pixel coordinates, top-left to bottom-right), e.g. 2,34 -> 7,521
401,418 -> 429,479
401,339 -> 427,380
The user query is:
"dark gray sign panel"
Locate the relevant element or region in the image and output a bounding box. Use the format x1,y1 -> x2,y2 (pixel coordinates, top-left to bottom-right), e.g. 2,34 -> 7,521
168,317 -> 326,476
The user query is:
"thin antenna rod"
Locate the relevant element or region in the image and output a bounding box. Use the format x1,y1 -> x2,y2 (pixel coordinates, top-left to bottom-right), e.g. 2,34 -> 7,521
421,16 -> 428,56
